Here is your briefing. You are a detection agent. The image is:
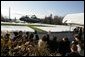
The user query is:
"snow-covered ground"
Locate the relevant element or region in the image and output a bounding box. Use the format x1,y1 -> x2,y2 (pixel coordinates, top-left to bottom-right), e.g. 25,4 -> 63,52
1,22 -> 76,32
36,25 -> 76,32
1,25 -> 34,32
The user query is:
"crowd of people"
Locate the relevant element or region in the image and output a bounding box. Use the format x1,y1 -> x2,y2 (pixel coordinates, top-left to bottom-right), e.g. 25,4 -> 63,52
1,27 -> 84,56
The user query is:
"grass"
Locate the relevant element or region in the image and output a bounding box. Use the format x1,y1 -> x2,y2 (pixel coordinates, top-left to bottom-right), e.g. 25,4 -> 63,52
28,25 -> 47,33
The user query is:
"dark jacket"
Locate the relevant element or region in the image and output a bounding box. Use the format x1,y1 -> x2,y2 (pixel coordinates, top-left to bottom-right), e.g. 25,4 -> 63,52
66,52 -> 81,56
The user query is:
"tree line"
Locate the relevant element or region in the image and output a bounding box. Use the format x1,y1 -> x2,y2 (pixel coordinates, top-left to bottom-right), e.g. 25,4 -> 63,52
1,14 -> 65,25
42,14 -> 64,25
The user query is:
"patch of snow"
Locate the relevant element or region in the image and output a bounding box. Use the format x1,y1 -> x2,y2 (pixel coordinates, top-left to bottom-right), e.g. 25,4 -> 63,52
36,25 -> 76,32
1,25 -> 34,32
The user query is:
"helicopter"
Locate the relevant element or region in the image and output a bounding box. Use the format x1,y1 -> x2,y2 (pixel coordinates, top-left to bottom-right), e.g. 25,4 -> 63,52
14,13 -> 41,23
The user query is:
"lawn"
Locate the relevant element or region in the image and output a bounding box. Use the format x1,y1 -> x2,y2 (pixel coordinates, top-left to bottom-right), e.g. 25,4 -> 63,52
1,22 -> 47,33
